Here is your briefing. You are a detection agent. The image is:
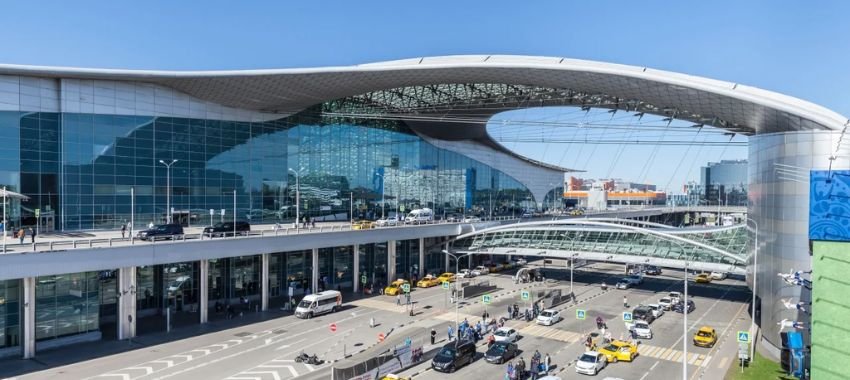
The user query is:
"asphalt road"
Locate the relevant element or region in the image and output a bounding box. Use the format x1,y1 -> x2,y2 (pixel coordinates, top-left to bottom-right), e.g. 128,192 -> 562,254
3,261 -> 751,380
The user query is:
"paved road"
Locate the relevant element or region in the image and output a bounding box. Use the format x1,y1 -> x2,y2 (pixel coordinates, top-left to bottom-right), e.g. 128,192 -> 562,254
2,262 -> 750,380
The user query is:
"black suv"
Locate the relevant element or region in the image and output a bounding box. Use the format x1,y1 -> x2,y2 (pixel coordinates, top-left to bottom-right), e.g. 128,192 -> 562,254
632,305 -> 656,324
203,221 -> 251,237
137,223 -> 184,241
644,265 -> 662,275
432,340 -> 476,373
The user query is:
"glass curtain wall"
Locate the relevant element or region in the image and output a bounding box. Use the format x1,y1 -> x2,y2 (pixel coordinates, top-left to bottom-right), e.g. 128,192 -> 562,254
34,272 -> 100,341
0,279 -> 20,351
395,239 -> 420,282
0,104 -> 533,231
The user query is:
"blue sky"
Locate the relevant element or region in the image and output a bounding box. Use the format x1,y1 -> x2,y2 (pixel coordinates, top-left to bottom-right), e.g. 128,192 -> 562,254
1,1 -> 848,191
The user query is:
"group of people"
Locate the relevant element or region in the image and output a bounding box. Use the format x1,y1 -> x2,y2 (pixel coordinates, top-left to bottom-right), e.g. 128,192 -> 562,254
14,227 -> 36,244
505,350 -> 550,380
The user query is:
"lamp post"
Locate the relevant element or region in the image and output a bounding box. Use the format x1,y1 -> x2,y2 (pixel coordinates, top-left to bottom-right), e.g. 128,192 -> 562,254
669,239 -> 690,380
288,168 -> 302,227
562,232 -> 585,299
746,217 -> 759,363
158,159 -> 178,223
376,172 -> 386,219
442,249 -> 471,338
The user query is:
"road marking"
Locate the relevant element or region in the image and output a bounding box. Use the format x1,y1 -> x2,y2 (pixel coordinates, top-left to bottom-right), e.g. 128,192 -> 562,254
717,357 -> 728,369
239,371 -> 283,380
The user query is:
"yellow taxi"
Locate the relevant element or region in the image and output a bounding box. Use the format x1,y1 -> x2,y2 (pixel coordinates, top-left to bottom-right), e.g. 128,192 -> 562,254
436,272 -> 456,283
488,263 -> 502,273
416,274 -> 440,288
384,279 -> 409,296
380,375 -> 409,380
351,220 -> 374,230
597,340 -> 638,363
570,209 -> 584,216
693,326 -> 717,347
694,273 -> 712,283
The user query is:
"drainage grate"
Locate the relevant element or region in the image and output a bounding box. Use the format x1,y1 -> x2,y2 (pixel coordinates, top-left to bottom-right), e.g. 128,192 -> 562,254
234,332 -> 252,337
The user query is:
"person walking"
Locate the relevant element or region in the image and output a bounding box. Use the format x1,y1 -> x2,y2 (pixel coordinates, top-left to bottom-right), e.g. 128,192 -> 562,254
396,293 -> 401,306
447,325 -> 454,341
121,224 -> 127,238
516,357 -> 526,380
623,295 -> 628,308
148,221 -> 154,229
18,228 -> 24,244
370,316 -> 376,328
544,353 -> 551,375
430,328 -> 436,344
29,227 -> 35,243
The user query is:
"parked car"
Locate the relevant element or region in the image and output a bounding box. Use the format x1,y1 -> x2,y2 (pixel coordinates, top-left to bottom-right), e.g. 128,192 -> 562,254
627,274 -> 644,285
615,279 -> 631,290
694,273 -> 712,283
472,265 -> 490,276
374,217 -> 400,227
575,351 -> 608,375
384,279 -> 409,296
203,221 -> 250,237
643,265 -> 662,275
668,292 -> 683,304
710,271 -> 728,280
631,305 -> 656,324
628,320 -> 653,339
513,257 -> 528,266
693,326 -> 717,347
493,327 -> 519,343
457,269 -> 475,279
597,340 -> 638,363
658,297 -> 674,311
437,272 -> 456,283
647,303 -> 665,318
462,216 -> 481,223
536,309 -> 562,326
351,220 -> 374,230
137,223 -> 184,241
673,299 -> 696,314
445,214 -> 462,223
484,341 -> 518,364
432,340 -> 476,373
417,275 -> 439,288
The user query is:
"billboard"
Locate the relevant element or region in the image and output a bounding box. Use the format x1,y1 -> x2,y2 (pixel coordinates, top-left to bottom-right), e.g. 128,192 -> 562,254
809,170 -> 850,242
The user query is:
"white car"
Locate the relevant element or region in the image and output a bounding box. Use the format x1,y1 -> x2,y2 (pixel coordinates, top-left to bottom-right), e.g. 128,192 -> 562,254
472,265 -> 490,276
628,320 -> 653,339
668,292 -> 683,304
462,216 -> 481,223
615,279 -> 631,289
658,297 -> 673,311
710,271 -> 728,280
575,351 -> 607,375
513,258 -> 527,265
647,303 -> 665,318
374,217 -> 400,227
536,309 -> 562,326
457,269 -> 475,278
493,327 -> 518,343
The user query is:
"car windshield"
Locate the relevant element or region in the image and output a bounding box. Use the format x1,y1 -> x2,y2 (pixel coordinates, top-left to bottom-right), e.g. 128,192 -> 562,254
636,322 -> 649,329
495,330 -> 510,337
154,225 -> 168,232
602,344 -> 617,352
212,222 -> 225,228
488,344 -> 507,354
579,354 -> 597,363
540,311 -> 553,317
436,347 -> 456,358
660,298 -> 671,303
297,300 -> 312,308
698,331 -> 712,337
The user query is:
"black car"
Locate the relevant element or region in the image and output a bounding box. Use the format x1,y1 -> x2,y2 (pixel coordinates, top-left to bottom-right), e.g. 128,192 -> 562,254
484,342 -> 518,364
644,265 -> 662,275
632,305 -> 656,324
673,300 -> 695,314
432,340 -> 475,373
203,221 -> 251,237
137,223 -> 184,241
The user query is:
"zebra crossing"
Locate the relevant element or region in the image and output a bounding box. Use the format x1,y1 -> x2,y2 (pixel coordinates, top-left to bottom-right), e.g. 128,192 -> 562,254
636,344 -> 710,367
225,359 -> 323,380
519,324 -> 583,343
349,298 -> 408,313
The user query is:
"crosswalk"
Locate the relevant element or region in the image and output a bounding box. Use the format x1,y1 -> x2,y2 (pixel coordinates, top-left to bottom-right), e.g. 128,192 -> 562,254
434,312 -> 480,323
519,324 -> 583,343
349,298 -> 408,313
225,359 -> 322,380
637,344 -> 709,367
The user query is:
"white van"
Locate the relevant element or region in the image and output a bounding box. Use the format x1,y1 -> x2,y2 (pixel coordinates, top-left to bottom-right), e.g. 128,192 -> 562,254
405,208 -> 433,224
295,290 -> 342,319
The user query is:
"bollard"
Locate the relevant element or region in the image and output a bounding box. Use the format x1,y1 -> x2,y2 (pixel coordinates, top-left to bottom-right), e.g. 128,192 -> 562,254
73,240 -> 77,248
50,242 -> 54,250
89,239 -> 93,248
109,238 -> 113,247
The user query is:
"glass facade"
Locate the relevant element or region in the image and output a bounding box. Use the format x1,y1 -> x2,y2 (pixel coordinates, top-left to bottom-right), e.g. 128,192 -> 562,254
0,279 -> 20,350
34,272 -> 100,341
0,105 -> 532,231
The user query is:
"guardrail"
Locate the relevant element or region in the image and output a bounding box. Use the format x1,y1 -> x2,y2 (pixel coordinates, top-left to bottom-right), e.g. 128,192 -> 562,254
6,215 -> 521,254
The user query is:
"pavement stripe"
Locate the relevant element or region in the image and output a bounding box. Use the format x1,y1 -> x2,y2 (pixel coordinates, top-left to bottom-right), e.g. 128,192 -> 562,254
671,351 -> 683,362
717,356 -> 728,369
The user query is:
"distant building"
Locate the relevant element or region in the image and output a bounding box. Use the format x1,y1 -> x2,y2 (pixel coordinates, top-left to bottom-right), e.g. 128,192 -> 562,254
700,160 -> 747,206
563,176 -> 666,210
667,181 -> 701,207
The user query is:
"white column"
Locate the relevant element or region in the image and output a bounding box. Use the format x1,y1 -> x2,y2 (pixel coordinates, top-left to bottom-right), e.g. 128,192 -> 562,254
199,259 -> 208,324
418,238 -> 425,278
388,240 -> 397,282
353,244 -> 360,293
467,255 -> 472,269
444,242 -> 450,272
311,248 -> 319,294
23,277 -> 35,359
117,267 -> 137,340
261,253 -> 269,311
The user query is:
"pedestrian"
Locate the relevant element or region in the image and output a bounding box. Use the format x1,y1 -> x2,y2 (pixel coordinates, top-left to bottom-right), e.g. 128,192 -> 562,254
448,325 -> 454,341
430,328 -> 436,344
507,305 -> 512,318
18,228 -> 24,244
311,217 -> 315,228
121,224 -> 127,238
396,294 -> 401,306
370,316 -> 376,328
530,357 -> 539,380
517,357 -> 526,380
623,295 -> 628,308
148,221 -> 154,229
506,362 -> 514,380
29,227 -> 35,243
544,353 -> 551,375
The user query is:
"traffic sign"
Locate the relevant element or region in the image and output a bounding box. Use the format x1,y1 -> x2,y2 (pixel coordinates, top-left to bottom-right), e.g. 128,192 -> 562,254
35,208 -> 40,217
442,281 -> 450,290
329,323 -> 337,332
378,332 -> 385,342
576,309 -> 586,320
361,275 -> 367,284
402,283 -> 411,293
623,312 -> 633,322
521,290 -> 530,301
482,294 -> 492,305
737,331 -> 750,343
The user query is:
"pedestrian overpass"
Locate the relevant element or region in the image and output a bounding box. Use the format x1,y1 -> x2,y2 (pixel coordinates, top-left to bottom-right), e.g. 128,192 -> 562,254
450,218 -> 749,275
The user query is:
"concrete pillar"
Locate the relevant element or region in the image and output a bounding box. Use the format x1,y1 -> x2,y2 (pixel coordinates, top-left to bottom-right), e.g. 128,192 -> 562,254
261,253 -> 269,311
117,267 -> 137,340
353,244 -> 360,293
444,242 -> 450,272
467,255 -> 472,269
418,238 -> 425,278
311,248 -> 319,294
199,259 -> 208,324
22,277 -> 35,359
387,240 -> 397,282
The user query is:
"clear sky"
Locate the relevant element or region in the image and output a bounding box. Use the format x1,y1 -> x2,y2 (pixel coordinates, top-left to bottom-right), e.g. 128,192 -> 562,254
1,1 -> 848,191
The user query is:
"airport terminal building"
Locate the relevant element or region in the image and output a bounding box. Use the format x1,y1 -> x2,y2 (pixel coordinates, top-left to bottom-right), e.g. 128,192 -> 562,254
0,55 -> 846,359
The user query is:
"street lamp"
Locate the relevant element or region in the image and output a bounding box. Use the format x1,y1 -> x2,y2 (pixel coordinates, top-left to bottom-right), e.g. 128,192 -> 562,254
288,168 -> 302,227
442,249 -> 472,339
746,217 -> 759,363
669,238 -> 690,380
158,159 -> 178,223
562,232 -> 585,299
375,172 -> 386,219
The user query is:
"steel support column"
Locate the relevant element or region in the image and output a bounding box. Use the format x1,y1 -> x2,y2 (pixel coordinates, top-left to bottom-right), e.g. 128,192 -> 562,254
388,240 -> 397,282
353,244 -> 360,293
23,277 -> 35,359
311,248 -> 319,294
418,238 -> 425,278
261,253 -> 269,311
117,267 -> 137,340
199,259 -> 208,323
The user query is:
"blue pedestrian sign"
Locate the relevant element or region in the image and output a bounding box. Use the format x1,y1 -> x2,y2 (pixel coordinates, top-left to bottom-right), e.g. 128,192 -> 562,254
442,281 -> 450,290
521,290 -> 530,301
482,294 -> 492,305
576,309 -> 586,320
623,312 -> 633,322
737,331 -> 750,343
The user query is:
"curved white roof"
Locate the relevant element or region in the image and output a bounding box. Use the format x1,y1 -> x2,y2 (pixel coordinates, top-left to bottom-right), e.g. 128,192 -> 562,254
0,55 -> 846,134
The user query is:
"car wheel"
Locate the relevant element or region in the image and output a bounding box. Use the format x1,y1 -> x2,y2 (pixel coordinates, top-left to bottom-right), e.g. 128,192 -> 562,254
307,312 -> 313,319
612,357 -> 618,363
